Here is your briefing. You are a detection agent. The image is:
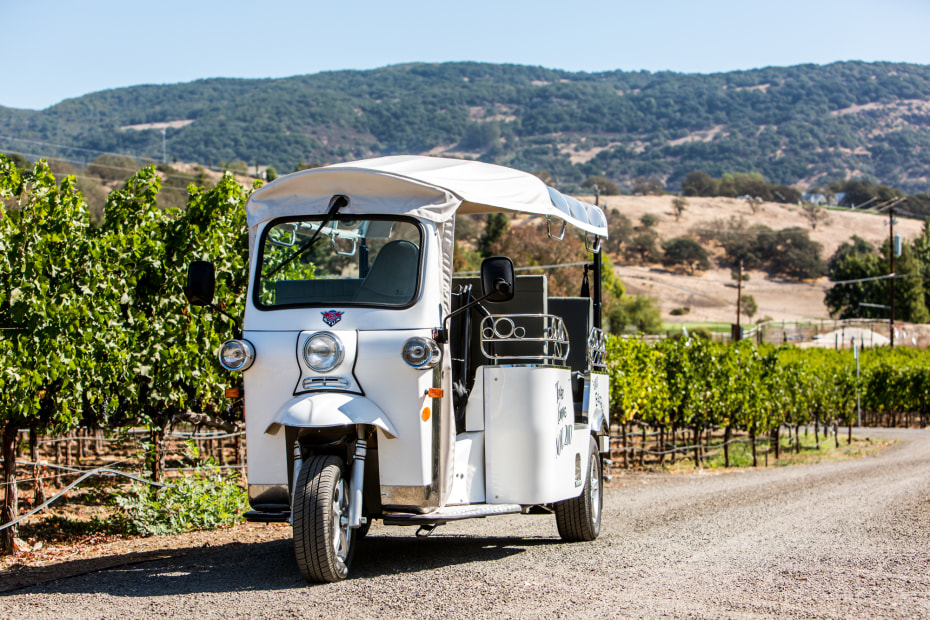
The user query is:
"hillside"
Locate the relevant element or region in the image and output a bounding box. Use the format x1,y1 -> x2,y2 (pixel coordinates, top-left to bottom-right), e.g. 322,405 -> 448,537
596,194 -> 924,324
2,61 -> 930,193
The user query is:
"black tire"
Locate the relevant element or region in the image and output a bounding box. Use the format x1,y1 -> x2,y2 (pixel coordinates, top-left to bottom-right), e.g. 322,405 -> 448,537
554,437 -> 603,542
293,455 -> 355,582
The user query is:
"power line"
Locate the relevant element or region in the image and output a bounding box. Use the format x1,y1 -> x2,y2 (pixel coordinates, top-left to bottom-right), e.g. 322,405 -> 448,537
453,261 -> 589,276
829,272 -> 919,285
0,134 -> 152,160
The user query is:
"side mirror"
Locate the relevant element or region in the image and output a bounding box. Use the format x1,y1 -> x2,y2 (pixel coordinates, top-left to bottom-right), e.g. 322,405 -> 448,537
480,256 -> 515,303
184,261 -> 215,307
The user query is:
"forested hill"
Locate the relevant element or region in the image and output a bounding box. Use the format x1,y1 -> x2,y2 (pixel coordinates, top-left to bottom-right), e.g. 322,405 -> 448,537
2,61 -> 930,192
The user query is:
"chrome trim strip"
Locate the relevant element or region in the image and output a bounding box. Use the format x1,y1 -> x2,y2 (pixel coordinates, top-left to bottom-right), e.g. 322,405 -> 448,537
248,484 -> 289,506
380,485 -> 434,511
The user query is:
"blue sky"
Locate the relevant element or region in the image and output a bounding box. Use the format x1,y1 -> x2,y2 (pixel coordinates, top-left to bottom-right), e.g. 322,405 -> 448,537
2,0 -> 930,110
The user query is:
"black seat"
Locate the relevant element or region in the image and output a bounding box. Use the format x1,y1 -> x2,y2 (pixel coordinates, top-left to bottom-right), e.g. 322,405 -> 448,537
355,240 -> 418,304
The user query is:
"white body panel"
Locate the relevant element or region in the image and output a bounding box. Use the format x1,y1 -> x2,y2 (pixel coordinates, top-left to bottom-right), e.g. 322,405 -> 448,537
584,372 -> 610,435
356,329 -> 441,488
448,432 -> 486,505
483,366 -> 589,505
266,392 -> 398,438
243,327 -> 444,488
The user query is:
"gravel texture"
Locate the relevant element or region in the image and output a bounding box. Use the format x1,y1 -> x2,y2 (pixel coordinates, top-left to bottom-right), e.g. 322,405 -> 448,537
2,427 -> 928,619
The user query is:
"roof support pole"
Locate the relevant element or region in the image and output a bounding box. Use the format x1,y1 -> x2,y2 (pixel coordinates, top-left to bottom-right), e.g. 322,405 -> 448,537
592,249 -> 602,330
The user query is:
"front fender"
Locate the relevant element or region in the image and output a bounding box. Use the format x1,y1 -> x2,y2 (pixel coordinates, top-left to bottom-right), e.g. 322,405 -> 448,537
264,392 -> 398,438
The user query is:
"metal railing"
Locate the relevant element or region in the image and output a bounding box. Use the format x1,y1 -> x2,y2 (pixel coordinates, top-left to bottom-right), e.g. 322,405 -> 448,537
480,314 -> 570,364
587,327 -> 608,370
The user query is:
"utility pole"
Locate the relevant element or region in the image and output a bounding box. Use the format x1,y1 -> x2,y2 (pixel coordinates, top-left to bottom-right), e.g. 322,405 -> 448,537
733,259 -> 743,342
162,127 -> 167,164
889,206 -> 895,348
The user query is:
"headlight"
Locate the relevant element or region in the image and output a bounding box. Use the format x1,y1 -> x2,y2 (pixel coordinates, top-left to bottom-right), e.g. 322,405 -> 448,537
303,332 -> 345,373
402,337 -> 442,369
218,339 -> 255,372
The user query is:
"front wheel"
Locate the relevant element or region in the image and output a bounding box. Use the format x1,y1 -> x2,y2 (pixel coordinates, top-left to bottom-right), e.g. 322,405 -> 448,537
554,437 -> 602,541
293,455 -> 355,582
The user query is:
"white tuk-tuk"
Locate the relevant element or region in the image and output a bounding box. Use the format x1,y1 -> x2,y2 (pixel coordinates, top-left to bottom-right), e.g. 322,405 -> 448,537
185,156 -> 610,582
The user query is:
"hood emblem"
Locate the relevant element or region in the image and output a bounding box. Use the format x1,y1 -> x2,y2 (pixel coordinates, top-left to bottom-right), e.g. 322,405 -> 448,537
321,310 -> 344,327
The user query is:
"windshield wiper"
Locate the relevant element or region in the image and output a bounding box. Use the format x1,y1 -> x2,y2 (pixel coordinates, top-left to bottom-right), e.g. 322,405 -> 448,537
266,195 -> 348,278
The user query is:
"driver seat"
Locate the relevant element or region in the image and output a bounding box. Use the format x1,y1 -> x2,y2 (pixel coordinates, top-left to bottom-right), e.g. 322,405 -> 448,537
355,239 -> 419,304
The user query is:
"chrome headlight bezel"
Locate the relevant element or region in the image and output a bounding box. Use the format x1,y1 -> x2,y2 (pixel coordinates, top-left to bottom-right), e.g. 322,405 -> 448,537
303,331 -> 345,373
218,339 -> 255,372
401,337 -> 442,369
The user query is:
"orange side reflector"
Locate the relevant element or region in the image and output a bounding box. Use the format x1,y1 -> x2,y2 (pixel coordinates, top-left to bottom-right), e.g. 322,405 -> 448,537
225,388 -> 241,398
421,407 -> 431,421
427,387 -> 444,399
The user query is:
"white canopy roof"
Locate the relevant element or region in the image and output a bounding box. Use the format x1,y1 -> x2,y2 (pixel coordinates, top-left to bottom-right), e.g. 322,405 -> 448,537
246,155 -> 608,237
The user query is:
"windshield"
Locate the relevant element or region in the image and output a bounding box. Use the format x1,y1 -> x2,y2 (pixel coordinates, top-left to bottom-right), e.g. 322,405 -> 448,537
255,216 -> 422,308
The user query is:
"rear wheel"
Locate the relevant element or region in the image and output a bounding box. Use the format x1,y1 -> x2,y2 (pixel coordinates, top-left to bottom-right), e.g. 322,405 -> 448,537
554,437 -> 602,541
293,455 -> 355,582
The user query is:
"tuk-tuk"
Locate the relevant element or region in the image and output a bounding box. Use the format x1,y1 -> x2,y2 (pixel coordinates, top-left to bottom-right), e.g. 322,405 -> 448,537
186,156 -> 610,582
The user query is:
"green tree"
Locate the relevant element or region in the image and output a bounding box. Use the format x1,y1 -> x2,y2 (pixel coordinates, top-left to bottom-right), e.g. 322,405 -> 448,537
681,170 -> 717,197
825,235 -> 927,322
769,228 -> 826,280
610,294 -> 663,334
671,196 -> 687,221
825,247 -> 885,318
662,237 -> 710,274
2,153 -> 30,171
633,177 -> 664,196
606,208 -> 633,253
479,213 -> 510,257
583,175 -> 620,198
459,121 -> 501,151
884,241 -> 929,324
625,231 -> 661,264
741,294 -> 758,320
801,204 -> 831,229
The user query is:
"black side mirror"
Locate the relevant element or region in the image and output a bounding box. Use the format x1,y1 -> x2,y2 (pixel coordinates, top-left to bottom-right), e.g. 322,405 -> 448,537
480,256 -> 515,303
184,261 -> 215,307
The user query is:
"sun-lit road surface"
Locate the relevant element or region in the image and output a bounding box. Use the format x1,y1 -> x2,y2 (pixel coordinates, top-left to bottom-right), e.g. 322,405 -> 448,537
2,428 -> 928,619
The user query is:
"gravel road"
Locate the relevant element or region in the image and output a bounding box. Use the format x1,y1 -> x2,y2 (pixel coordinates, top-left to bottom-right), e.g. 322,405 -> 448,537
3,428 -> 928,619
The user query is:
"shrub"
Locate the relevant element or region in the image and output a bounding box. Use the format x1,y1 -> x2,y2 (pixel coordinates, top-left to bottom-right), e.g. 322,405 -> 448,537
114,448 -> 248,536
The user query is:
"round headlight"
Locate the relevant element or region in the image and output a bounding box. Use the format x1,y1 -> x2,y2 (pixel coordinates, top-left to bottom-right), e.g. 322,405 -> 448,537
303,332 -> 345,373
218,339 -> 255,372
402,337 -> 441,369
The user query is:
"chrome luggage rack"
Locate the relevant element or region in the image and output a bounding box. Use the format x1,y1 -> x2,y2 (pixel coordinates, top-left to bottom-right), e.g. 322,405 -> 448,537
479,314 -> 570,364
587,327 -> 608,371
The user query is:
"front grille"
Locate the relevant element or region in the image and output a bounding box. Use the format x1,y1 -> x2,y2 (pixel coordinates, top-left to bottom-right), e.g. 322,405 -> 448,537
301,376 -> 351,390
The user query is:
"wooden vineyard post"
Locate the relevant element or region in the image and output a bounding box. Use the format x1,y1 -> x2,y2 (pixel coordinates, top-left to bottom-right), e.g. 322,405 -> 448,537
694,424 -> 702,468
29,427 -> 46,507
1,424 -> 20,555
723,426 -> 731,468
621,422 -> 628,469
